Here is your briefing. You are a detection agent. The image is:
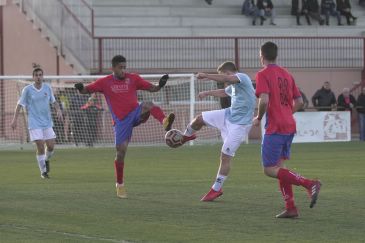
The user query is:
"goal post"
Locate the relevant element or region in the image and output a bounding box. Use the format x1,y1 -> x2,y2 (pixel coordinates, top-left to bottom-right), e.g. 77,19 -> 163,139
0,74 -> 226,149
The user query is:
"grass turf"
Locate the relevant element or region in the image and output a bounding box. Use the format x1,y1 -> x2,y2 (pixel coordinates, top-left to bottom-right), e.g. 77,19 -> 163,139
0,142 -> 364,242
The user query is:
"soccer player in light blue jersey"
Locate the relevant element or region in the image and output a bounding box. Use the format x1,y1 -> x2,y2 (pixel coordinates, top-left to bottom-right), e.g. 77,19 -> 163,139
182,61 -> 256,201
11,65 -> 63,179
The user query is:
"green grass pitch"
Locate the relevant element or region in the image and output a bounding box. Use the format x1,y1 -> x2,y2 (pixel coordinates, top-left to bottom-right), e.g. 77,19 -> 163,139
1,142 -> 365,242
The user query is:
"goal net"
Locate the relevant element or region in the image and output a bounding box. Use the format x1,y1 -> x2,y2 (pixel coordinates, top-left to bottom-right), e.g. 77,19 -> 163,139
1,74 -> 225,149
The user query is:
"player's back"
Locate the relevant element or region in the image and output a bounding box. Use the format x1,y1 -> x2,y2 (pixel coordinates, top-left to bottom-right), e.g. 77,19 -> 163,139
256,64 -> 300,134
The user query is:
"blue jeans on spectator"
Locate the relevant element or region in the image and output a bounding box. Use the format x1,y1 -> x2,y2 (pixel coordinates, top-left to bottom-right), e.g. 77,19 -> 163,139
359,113 -> 365,141
322,8 -> 342,25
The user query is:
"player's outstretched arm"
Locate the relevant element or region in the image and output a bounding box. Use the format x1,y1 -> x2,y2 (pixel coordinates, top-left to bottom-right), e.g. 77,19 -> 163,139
198,89 -> 228,99
197,73 -> 239,84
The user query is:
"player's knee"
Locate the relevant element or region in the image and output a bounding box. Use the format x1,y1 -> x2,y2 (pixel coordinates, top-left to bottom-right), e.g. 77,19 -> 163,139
142,101 -> 154,110
192,114 -> 204,126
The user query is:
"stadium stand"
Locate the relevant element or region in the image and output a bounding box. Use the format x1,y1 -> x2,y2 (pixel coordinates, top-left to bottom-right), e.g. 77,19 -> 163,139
92,0 -> 365,37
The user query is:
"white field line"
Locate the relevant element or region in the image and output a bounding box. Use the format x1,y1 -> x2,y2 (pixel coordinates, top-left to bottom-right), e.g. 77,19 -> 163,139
0,224 -> 133,243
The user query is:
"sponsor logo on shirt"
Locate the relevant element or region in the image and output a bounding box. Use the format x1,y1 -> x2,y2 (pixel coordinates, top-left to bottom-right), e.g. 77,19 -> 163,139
111,78 -> 130,93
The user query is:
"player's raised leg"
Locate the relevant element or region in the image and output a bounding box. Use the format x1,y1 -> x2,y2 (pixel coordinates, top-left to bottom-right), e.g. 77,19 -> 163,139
140,101 -> 175,131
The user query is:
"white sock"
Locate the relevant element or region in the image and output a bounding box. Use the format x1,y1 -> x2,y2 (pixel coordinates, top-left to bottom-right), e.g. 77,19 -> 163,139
36,154 -> 46,173
184,124 -> 197,136
212,174 -> 227,191
45,150 -> 54,161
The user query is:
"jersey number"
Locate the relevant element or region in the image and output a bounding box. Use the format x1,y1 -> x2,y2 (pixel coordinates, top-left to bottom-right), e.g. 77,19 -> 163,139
278,77 -> 289,106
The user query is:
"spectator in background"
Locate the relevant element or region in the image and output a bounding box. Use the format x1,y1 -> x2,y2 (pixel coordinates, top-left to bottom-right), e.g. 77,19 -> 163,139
312,81 -> 336,111
356,87 -> 365,141
70,89 -> 89,146
337,87 -> 356,113
257,0 -> 276,25
292,0 -> 312,25
205,0 -> 213,5
298,88 -> 309,111
81,95 -> 103,147
242,0 -> 262,25
307,0 -> 325,25
336,0 -> 357,25
321,0 -> 343,25
359,0 -> 365,8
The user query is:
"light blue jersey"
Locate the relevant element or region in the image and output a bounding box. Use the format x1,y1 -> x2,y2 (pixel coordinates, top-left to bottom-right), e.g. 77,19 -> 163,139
18,83 -> 56,129
224,72 -> 256,125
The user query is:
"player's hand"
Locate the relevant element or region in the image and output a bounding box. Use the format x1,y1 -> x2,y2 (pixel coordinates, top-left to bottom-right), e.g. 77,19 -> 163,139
198,91 -> 208,99
252,116 -> 261,127
74,83 -> 84,92
196,73 -> 208,80
158,74 -> 169,88
10,120 -> 17,130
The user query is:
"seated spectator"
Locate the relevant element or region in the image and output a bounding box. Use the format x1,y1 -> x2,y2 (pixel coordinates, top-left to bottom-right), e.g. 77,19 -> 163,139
292,0 -> 312,25
337,87 -> 356,112
336,0 -> 357,25
360,0 -> 365,8
307,0 -> 325,25
242,0 -> 262,25
298,88 -> 309,111
257,0 -> 276,25
356,87 -> 365,141
312,81 -> 337,111
321,0 -> 343,25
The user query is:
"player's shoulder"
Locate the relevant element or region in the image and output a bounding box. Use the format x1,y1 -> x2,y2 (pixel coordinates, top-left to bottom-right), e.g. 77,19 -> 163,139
97,74 -> 113,82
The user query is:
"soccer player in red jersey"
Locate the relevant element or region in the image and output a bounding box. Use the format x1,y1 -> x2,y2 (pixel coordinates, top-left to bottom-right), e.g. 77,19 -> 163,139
74,55 -> 175,198
253,42 -> 321,218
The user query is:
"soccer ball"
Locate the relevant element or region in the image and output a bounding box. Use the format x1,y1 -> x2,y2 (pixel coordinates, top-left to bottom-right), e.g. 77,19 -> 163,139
165,129 -> 184,148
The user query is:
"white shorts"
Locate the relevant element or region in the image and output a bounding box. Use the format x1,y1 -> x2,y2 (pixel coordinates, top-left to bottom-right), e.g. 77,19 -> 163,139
29,128 -> 56,141
202,109 -> 252,157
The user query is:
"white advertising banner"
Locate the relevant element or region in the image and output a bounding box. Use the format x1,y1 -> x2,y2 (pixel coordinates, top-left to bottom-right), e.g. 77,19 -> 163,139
261,111 -> 351,143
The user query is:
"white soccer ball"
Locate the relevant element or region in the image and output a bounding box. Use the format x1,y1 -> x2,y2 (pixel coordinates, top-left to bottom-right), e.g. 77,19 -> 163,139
165,129 -> 184,148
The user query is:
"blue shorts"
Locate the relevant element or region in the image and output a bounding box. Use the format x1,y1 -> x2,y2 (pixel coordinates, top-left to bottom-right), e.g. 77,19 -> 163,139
114,105 -> 143,145
261,134 -> 294,167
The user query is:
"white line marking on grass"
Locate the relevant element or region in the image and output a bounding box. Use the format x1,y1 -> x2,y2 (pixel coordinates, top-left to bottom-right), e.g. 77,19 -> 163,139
0,224 -> 133,243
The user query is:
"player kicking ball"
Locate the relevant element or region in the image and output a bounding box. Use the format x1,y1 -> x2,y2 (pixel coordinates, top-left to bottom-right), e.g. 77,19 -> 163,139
74,55 -> 175,199
181,61 -> 256,201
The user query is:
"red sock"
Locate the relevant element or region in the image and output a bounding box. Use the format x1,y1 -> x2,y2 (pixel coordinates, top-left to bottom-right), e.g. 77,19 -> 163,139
277,168 -> 313,189
279,179 -> 295,209
150,106 -> 165,124
114,160 -> 124,184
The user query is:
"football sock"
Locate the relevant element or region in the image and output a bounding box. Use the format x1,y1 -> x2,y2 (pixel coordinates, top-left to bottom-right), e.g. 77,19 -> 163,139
150,106 -> 165,124
279,179 -> 295,209
45,150 -> 54,161
184,124 -> 197,137
114,160 -> 124,185
277,168 -> 313,189
212,174 -> 227,191
36,154 -> 46,173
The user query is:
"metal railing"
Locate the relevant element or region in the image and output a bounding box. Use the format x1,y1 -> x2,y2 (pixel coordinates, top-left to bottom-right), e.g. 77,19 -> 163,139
95,37 -> 365,74
18,0 -> 94,72
13,1 -> 365,78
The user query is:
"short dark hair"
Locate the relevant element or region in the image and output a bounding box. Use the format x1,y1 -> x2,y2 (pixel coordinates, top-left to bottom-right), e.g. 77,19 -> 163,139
32,63 -> 43,76
260,41 -> 278,61
217,61 -> 237,73
112,55 -> 126,67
